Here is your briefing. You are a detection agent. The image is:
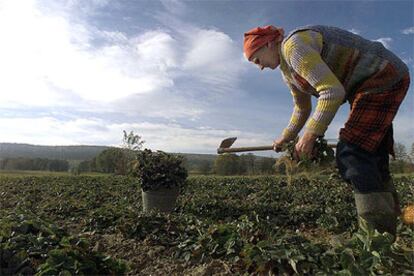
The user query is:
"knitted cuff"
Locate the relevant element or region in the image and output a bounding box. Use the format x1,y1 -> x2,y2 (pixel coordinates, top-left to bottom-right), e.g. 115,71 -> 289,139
282,128 -> 298,141
305,118 -> 327,136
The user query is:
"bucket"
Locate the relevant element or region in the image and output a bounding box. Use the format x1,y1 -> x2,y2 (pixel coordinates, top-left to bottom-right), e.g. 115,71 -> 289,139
141,186 -> 179,213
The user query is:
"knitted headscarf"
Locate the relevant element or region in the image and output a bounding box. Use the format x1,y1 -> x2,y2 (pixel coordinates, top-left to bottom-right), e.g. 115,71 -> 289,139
243,25 -> 285,60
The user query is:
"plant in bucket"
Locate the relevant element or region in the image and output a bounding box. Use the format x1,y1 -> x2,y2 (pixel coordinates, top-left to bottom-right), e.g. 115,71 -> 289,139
130,149 -> 188,213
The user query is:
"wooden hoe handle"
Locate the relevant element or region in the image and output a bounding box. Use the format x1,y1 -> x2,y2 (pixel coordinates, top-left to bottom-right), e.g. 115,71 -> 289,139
217,143 -> 336,154
217,145 -> 274,154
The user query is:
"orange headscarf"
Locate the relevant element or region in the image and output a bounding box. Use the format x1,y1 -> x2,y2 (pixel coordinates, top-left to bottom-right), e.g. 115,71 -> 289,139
243,25 -> 285,60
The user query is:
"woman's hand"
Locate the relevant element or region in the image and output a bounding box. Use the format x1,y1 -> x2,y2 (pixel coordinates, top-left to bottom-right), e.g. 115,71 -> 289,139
294,132 -> 318,160
273,137 -> 288,152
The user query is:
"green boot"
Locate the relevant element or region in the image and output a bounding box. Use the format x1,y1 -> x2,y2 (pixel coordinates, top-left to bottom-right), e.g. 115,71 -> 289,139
383,178 -> 402,216
354,191 -> 398,239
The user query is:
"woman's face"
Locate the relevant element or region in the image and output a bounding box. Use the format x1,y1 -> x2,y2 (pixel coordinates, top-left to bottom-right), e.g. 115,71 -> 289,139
249,43 -> 280,70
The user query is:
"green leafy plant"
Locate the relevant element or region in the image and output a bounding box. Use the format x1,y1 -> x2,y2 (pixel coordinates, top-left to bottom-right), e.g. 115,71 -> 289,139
130,149 -> 188,192
282,136 -> 335,165
0,212 -> 127,276
319,218 -> 414,275
122,130 -> 145,151
276,137 -> 336,182
37,236 -> 127,275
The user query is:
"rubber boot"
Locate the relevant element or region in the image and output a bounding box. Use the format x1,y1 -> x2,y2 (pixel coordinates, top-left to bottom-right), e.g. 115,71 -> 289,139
354,191 -> 398,240
383,178 -> 402,216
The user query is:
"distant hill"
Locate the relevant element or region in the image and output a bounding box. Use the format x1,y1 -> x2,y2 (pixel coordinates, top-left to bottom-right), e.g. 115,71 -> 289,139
0,143 -> 110,161
0,143 -> 219,162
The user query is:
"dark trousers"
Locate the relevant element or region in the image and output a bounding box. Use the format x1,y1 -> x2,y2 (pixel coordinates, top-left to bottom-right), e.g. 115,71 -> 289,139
336,131 -> 390,194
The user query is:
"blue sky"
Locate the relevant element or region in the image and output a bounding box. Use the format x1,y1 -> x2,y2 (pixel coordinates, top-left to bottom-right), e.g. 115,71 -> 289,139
0,0 -> 412,156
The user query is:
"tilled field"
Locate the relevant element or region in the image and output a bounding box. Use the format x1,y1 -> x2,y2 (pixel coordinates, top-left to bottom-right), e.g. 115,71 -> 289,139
0,175 -> 413,275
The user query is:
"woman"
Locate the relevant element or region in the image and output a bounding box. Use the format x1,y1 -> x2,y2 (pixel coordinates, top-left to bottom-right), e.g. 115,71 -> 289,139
243,25 -> 410,238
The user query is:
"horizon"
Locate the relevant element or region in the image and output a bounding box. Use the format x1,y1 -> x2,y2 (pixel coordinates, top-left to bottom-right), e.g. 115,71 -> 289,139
0,0 -> 413,157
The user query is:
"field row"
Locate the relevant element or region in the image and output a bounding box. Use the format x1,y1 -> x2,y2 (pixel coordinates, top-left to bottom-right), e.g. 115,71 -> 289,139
0,175 -> 413,275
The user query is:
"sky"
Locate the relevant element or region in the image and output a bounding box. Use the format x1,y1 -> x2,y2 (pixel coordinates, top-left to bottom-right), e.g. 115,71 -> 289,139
0,0 -> 413,156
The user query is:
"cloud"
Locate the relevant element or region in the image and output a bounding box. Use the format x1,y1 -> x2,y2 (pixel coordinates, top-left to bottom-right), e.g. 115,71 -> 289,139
0,1 -> 174,107
348,28 -> 360,35
112,90 -> 205,121
402,57 -> 413,67
374,37 -> 393,49
402,26 -> 414,35
0,117 -> 102,145
0,0 -> 246,112
0,0 -> 251,150
394,115 -> 414,147
153,10 -> 248,96
181,29 -> 246,94
0,117 -> 273,154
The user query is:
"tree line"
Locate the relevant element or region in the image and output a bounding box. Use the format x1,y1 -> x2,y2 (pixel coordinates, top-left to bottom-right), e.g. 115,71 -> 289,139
390,142 -> 414,174
0,158 -> 69,172
70,149 -> 276,176
76,140 -> 414,176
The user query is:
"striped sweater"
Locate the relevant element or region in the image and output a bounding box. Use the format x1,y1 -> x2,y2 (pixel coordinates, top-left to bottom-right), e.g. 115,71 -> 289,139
279,25 -> 408,140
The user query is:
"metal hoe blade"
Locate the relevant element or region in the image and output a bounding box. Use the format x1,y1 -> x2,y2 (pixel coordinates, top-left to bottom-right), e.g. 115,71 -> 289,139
219,137 -> 237,149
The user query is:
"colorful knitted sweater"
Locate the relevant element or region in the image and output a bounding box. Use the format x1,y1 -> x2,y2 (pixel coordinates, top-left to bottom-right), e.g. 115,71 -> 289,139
279,25 -> 408,140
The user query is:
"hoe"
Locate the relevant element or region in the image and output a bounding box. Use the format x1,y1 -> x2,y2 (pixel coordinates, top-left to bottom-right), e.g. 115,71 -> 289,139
217,137 -> 337,154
